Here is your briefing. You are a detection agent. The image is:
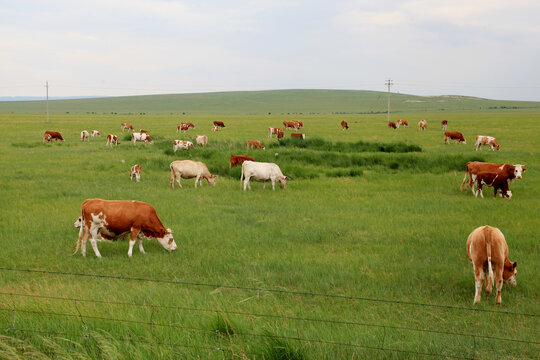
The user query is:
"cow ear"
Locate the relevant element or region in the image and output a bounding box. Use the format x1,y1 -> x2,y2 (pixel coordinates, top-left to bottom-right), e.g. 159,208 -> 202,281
522,168 -> 526,172
513,261 -> 517,269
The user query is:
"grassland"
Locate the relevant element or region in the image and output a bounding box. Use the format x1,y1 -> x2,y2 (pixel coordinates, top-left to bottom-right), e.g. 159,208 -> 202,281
0,102 -> 538,359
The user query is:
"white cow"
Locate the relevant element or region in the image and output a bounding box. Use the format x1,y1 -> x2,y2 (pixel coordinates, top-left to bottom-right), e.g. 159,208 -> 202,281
132,132 -> 153,145
170,160 -> 216,188
91,130 -> 101,137
80,130 -> 89,142
195,135 -> 208,147
173,140 -> 194,152
241,161 -> 288,191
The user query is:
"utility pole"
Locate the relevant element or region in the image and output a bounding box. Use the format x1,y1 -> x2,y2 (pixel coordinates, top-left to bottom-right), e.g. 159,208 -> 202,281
385,78 -> 393,123
45,81 -> 49,123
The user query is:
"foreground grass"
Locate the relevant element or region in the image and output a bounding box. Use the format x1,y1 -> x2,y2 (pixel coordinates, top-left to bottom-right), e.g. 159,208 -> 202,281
0,112 -> 538,359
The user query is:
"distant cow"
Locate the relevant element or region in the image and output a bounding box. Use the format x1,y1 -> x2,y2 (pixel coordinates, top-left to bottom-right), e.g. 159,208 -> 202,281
268,127 -> 281,137
106,134 -> 119,147
74,199 -> 177,257
91,130 -> 101,137
295,120 -> 303,129
441,120 -> 448,131
173,140 -> 194,152
283,121 -> 299,130
139,129 -> 149,134
276,129 -> 284,140
461,162 -> 525,193
43,131 -> 64,142
397,119 -> 409,128
341,120 -> 349,130
170,160 -> 216,188
241,161 -> 288,191
466,225 -> 517,304
121,123 -> 134,132
177,122 -> 195,133
475,136 -> 500,151
195,135 -> 208,147
291,133 -> 306,139
388,122 -> 397,129
130,164 -> 141,182
132,132 -> 153,145
80,130 -> 89,142
213,121 -> 226,128
230,155 -> 255,168
247,140 -> 265,150
211,126 -> 219,132
418,119 -> 427,131
444,131 -> 466,144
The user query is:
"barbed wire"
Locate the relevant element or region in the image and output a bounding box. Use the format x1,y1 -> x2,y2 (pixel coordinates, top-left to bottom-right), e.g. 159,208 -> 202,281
0,267 -> 536,317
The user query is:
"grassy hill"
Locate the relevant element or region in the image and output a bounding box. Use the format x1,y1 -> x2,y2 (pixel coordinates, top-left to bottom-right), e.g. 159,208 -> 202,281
1,89 -> 539,114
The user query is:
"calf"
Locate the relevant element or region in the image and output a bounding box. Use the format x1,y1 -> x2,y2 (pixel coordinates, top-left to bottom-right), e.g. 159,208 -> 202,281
444,131 -> 466,144
230,155 -> 255,168
173,140 -> 194,152
211,125 -> 219,132
388,122 -> 397,129
80,130 -> 89,142
475,135 -> 500,151
418,119 -> 427,131
177,122 -> 194,133
106,134 -> 119,147
195,135 -> 208,147
170,160 -> 216,188
132,132 -> 153,145
241,161 -> 288,191
213,121 -> 226,128
466,225 -> 517,304
121,123 -> 134,132
130,164 -> 141,182
291,133 -> 306,139
91,130 -> 101,137
341,120 -> 349,130
247,140 -> 265,150
441,120 -> 448,131
397,119 -> 408,128
472,171 -> 512,199
43,131 -> 64,142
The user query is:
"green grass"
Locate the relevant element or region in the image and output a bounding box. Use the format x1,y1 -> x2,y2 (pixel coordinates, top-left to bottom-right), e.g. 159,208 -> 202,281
0,110 -> 538,359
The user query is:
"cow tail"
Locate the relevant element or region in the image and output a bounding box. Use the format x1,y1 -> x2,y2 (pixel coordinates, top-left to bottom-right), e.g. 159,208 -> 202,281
485,227 -> 494,291
169,164 -> 175,188
72,212 -> 84,256
240,163 -> 244,187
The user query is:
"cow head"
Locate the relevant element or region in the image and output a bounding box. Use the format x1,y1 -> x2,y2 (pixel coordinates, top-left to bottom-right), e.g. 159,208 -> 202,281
207,175 -> 216,186
74,216 -> 83,228
156,228 -> 177,252
146,136 -> 154,144
513,164 -> 525,179
279,176 -> 288,188
503,260 -> 517,286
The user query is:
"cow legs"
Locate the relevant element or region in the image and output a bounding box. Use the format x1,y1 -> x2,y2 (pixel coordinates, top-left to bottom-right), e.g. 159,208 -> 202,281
137,233 -> 146,255
128,228 -> 141,257
271,180 -> 276,191
195,175 -> 201,188
89,223 -> 102,258
495,265 -> 504,304
473,264 -> 484,304
243,177 -> 251,191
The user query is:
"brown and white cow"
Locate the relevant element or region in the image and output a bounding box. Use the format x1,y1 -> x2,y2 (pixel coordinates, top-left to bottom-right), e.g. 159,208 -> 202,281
461,162 -> 525,193
132,132 -> 153,145
91,130 -> 101,137
211,126 -> 219,132
139,129 -> 149,134
170,160 -> 216,188
106,134 -> 119,147
213,121 -> 226,128
121,123 -> 134,132
441,120 -> 448,131
195,135 -> 208,147
472,171 -> 512,199
268,127 -> 281,137
130,164 -> 141,182
418,119 -> 427,131
177,122 -> 195,133
80,130 -> 89,142
173,140 -> 194,152
247,140 -> 265,150
276,129 -> 284,140
444,131 -> 466,144
466,225 -> 517,304
230,155 -> 255,168
291,133 -> 306,139
397,119 -> 408,128
74,199 -> 177,257
475,136 -> 500,151
283,121 -> 299,130
388,122 -> 397,129
43,131 -> 64,142
241,161 -> 288,191
341,120 -> 349,130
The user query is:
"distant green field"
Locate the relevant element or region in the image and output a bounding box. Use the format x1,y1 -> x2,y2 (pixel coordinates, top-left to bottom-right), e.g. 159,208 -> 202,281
1,89 -> 540,114
0,109 -> 538,359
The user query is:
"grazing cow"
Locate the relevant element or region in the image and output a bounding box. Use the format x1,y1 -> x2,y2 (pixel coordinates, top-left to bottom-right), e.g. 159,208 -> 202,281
170,160 -> 216,188
43,131 -> 64,142
397,119 -> 409,128
74,199 -> 177,257
139,129 -> 149,134
276,129 -> 284,140
177,122 -> 195,133
341,120 -> 349,130
247,140 -> 265,150
173,140 -> 194,152
388,122 -> 397,129
195,135 -> 208,147
131,132 -> 153,145
241,161 -> 288,191
475,136 -> 500,151
291,133 -> 306,139
121,123 -> 134,132
441,120 -> 448,131
91,130 -> 101,137
106,134 -> 119,147
80,130 -> 89,142
230,155 -> 255,168
211,126 -> 219,132
130,164 -> 141,182
283,121 -> 299,130
268,127 -> 281,137
444,131 -> 466,144
213,121 -> 226,128
466,225 -> 517,304
461,162 -> 526,193
418,119 -> 427,131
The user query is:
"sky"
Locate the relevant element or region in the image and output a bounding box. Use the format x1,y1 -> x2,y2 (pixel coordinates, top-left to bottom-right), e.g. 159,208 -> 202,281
1,0 -> 539,101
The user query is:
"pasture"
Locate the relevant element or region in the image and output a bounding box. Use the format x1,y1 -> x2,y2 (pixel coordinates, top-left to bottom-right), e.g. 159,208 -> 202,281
0,110 -> 538,359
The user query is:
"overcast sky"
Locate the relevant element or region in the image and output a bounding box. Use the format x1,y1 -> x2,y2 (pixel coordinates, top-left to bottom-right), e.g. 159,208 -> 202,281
1,0 -> 539,101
